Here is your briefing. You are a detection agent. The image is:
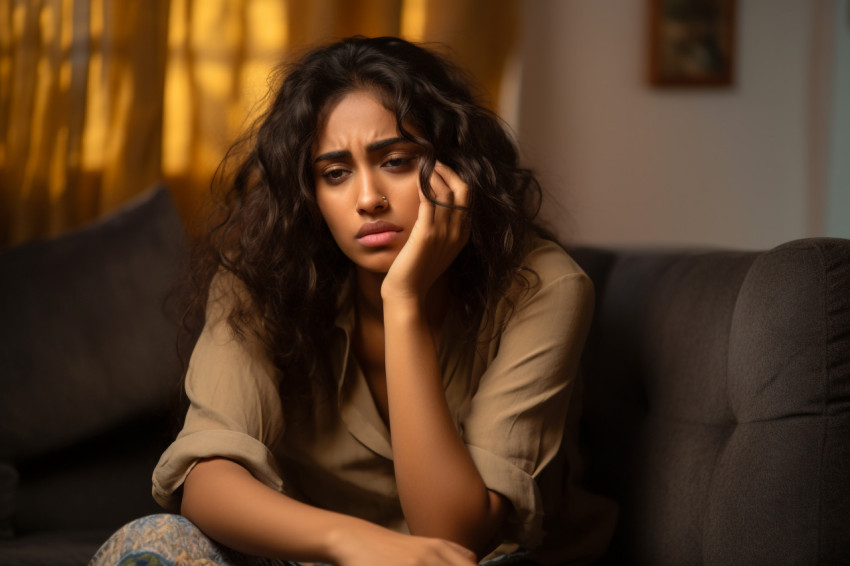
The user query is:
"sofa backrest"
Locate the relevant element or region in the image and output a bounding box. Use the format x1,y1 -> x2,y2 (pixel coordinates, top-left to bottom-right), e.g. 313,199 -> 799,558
572,238 -> 850,565
0,186 -> 189,535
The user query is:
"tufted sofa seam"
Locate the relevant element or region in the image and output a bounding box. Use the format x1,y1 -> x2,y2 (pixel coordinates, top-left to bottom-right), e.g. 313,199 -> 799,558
813,239 -> 829,565
700,247 -> 752,566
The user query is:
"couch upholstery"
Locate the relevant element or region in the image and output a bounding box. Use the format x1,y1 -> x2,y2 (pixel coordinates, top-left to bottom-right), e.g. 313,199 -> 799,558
1,186 -> 848,565
572,240 -> 850,565
0,186 -> 188,565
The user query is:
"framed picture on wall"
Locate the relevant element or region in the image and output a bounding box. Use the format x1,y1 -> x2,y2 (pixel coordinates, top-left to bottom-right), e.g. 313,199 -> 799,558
648,0 -> 736,87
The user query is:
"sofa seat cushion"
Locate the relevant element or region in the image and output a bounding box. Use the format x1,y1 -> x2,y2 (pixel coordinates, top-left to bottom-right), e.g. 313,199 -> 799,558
0,530 -> 111,566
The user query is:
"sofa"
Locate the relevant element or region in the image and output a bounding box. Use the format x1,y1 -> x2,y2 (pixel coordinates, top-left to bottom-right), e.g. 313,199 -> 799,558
0,187 -> 189,565
1,185 -> 848,565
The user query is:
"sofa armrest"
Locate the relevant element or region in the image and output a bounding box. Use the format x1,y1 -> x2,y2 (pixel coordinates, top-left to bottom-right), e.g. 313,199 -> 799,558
573,238 -> 850,565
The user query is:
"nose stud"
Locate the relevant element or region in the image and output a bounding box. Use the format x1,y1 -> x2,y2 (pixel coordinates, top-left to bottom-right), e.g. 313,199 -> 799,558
381,195 -> 388,202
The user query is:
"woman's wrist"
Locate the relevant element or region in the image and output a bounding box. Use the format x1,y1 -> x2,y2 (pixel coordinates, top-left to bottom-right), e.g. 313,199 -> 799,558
324,519 -> 390,564
380,287 -> 427,317
324,522 -> 357,564
380,277 -> 426,303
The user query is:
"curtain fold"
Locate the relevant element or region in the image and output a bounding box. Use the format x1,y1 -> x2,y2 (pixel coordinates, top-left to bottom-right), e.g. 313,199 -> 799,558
0,0 -> 169,246
1,0 -> 518,248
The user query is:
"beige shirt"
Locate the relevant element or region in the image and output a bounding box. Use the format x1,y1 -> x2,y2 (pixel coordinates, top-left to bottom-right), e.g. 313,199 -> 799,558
152,238 -> 610,561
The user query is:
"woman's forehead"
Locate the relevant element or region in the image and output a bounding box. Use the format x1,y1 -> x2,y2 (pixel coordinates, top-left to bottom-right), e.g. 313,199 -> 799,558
313,91 -> 398,150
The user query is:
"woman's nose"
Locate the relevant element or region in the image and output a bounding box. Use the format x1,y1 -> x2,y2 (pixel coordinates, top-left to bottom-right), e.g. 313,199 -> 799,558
356,171 -> 387,214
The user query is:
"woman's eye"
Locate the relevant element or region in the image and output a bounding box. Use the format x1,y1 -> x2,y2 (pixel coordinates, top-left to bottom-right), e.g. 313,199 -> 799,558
322,168 -> 349,183
383,155 -> 417,170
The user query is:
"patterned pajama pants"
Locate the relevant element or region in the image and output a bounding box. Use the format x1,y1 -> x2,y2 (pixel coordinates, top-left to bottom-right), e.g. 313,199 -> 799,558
89,514 -> 294,566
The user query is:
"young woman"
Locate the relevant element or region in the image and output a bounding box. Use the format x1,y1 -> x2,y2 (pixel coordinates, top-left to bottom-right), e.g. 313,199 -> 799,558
93,36 -> 609,566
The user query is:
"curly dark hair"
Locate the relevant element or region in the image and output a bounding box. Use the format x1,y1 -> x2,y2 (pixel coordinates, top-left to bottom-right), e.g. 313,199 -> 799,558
187,36 -> 549,398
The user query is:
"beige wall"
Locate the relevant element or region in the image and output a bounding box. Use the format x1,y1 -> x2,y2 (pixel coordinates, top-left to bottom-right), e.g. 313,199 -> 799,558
826,0 -> 850,238
515,0 -> 818,249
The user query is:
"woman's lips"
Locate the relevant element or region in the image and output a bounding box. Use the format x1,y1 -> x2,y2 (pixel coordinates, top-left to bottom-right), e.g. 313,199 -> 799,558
358,231 -> 400,246
356,221 -> 402,247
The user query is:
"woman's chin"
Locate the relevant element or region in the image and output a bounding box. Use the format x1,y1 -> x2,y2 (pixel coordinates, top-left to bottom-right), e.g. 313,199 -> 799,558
351,257 -> 395,277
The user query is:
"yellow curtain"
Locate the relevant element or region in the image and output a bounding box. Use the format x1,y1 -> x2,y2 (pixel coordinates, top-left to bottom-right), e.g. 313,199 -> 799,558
0,0 -> 518,248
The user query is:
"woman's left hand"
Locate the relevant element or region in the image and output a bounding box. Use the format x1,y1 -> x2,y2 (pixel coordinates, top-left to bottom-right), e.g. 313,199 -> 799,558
381,161 -> 470,303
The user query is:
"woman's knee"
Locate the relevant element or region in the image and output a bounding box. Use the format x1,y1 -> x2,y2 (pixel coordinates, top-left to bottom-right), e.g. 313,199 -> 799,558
90,513 -> 223,565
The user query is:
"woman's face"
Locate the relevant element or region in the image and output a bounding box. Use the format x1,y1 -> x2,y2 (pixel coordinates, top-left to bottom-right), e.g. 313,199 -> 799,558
313,90 -> 423,275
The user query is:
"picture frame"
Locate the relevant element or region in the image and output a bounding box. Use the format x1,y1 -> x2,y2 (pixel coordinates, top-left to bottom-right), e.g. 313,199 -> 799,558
648,0 -> 736,87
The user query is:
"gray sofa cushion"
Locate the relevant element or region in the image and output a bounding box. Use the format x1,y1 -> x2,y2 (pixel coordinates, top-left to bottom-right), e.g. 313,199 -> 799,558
0,186 -> 189,548
705,239 -> 850,564
0,185 -> 187,463
574,238 -> 850,565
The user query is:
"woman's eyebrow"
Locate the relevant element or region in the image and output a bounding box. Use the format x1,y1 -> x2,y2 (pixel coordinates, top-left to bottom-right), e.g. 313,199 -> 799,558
365,136 -> 410,152
313,137 -> 412,164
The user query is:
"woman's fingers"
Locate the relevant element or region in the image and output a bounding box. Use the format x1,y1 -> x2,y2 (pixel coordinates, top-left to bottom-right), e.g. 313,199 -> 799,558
443,540 -> 478,564
440,162 -> 470,246
428,162 -> 469,241
335,526 -> 477,566
383,161 -> 470,299
433,161 -> 469,209
422,539 -> 477,566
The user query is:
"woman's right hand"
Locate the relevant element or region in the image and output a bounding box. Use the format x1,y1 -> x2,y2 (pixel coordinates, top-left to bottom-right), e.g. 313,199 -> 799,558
328,523 -> 478,566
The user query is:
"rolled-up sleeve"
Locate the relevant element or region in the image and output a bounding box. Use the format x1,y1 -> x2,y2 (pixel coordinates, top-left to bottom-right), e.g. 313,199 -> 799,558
462,259 -> 594,548
152,281 -> 285,511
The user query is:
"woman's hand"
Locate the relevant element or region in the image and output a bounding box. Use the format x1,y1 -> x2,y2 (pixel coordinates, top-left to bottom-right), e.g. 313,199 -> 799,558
329,524 -> 478,566
381,161 -> 470,303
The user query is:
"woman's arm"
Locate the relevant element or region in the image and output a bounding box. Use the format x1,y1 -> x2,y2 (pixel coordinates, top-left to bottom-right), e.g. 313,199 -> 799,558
381,163 -> 507,556
174,274 -> 476,565
383,301 -> 508,556
181,457 -> 477,565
